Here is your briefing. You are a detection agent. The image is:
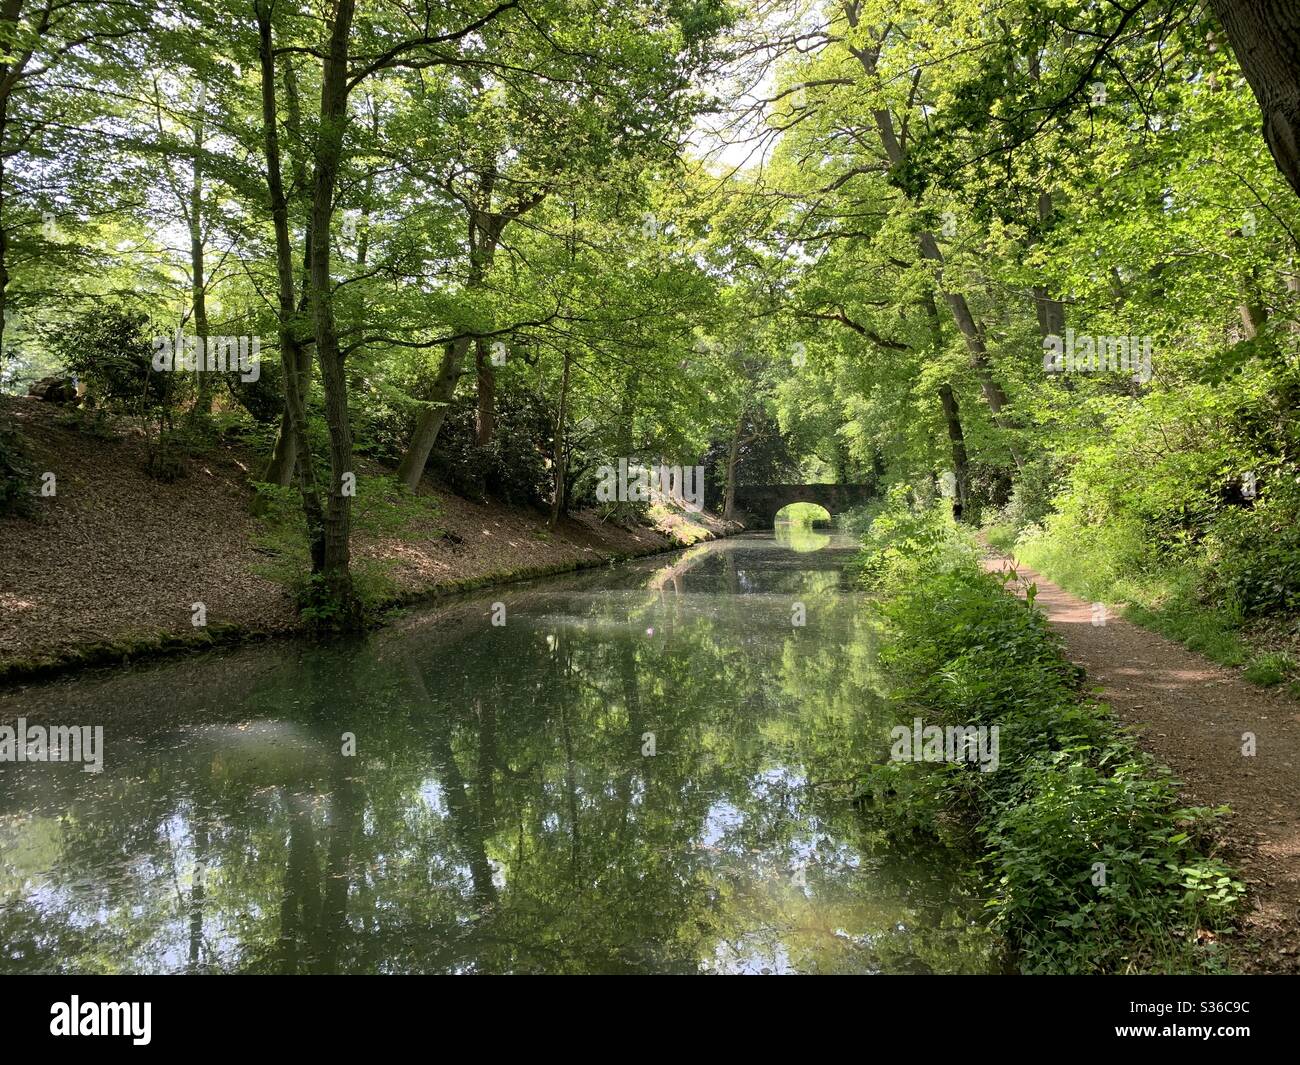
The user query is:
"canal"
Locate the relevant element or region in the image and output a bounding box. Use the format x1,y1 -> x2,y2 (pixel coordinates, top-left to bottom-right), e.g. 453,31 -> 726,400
0,531 -> 996,973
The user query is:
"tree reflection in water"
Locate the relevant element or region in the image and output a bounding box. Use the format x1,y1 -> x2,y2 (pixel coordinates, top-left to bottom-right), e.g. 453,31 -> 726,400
0,535 -> 997,974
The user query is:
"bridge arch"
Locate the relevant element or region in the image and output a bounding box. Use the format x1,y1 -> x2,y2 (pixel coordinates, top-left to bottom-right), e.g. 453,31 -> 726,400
775,501 -> 832,526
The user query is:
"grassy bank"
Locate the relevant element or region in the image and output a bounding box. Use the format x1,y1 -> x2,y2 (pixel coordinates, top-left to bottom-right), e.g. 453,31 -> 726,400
857,491 -> 1242,974
0,532 -> 704,687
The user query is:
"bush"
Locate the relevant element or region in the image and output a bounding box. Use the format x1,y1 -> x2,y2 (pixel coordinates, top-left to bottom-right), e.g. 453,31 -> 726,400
856,489 -> 1241,973
0,417 -> 34,516
226,357 -> 284,426
50,305 -> 190,481
981,456 -> 1060,536
1199,480 -> 1300,619
52,305 -> 182,424
836,499 -> 887,538
852,485 -> 960,587
427,388 -> 554,506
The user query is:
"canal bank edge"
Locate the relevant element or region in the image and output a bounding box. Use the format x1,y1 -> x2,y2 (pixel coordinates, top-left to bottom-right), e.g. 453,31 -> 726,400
0,496 -> 743,690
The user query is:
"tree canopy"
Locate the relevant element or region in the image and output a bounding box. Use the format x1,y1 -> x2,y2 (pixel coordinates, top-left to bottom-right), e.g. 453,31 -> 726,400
2,0 -> 1298,631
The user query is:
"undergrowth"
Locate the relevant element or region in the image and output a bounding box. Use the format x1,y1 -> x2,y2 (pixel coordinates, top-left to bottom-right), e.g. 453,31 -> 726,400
987,491 -> 1300,698
251,477 -> 443,622
858,487 -> 1242,974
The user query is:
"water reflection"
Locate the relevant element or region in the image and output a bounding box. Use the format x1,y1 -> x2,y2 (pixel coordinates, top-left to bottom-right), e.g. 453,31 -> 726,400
0,535 -> 996,974
774,521 -> 832,553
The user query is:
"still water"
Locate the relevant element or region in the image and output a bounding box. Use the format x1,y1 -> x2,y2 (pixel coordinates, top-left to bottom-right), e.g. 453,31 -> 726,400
0,530 -> 997,974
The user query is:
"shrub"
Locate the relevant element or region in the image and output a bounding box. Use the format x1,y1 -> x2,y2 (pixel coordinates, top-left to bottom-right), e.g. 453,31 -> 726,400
52,305 -> 182,424
50,305 -> 188,481
0,416 -> 34,516
427,387 -> 554,506
856,490 -> 1241,973
1199,480 -> 1300,619
836,499 -> 886,538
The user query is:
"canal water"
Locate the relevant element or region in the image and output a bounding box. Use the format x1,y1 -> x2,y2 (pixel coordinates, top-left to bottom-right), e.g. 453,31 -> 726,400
0,530 -> 997,973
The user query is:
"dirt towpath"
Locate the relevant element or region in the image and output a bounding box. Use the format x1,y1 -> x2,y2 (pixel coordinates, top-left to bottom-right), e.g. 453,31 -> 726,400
981,545 -> 1300,974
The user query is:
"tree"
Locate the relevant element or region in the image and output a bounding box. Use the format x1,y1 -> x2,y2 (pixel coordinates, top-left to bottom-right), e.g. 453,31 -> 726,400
1210,1 -> 1300,200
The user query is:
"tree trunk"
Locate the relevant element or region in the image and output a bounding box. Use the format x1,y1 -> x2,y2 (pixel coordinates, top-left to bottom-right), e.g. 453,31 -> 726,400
1211,0 -> 1300,200
618,369 -> 638,457
0,125 -> 9,372
396,210 -> 499,480
306,0 -> 360,624
189,83 -> 213,417
1239,290 -> 1268,339
262,408 -> 298,486
0,0 -> 17,369
923,292 -> 971,520
261,56 -> 314,488
398,185 -> 542,471
1031,192 -> 1066,338
722,412 -> 742,521
475,338 -> 495,446
938,383 -> 971,522
255,0 -> 325,567
396,336 -> 471,490
548,350 -> 572,528
356,103 -> 378,266
916,230 -> 1010,417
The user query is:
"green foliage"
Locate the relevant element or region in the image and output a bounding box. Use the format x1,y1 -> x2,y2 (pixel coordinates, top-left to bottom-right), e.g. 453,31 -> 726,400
0,417 -> 34,517
835,499 -> 888,538
1243,652 -> 1291,687
729,0 -> 1300,710
980,457 -> 1060,536
856,492 -> 1242,974
986,759 -> 1239,974
1200,480 -> 1300,619
775,501 -> 830,526
294,571 -> 375,634
429,389 -> 555,507
51,305 -> 179,422
2,0 -> 1297,976
853,485 -> 963,586
701,409 -> 803,504
1005,470 -> 1300,689
226,359 -> 284,427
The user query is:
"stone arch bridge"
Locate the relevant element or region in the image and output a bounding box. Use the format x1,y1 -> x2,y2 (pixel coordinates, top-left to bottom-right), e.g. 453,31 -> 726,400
731,483 -> 876,528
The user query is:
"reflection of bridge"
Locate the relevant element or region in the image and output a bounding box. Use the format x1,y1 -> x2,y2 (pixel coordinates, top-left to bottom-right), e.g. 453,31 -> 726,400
732,483 -> 876,528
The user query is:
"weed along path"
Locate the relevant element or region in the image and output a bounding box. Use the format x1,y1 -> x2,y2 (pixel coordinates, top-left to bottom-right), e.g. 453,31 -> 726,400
980,544 -> 1300,974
